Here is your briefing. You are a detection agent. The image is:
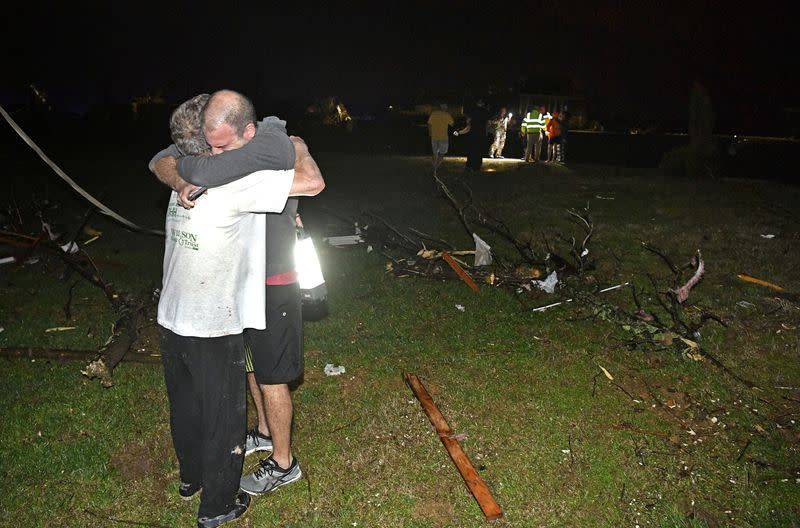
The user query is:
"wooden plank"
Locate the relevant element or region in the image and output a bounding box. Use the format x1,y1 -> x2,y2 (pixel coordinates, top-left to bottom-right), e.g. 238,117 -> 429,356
404,373 -> 503,521
441,252 -> 480,292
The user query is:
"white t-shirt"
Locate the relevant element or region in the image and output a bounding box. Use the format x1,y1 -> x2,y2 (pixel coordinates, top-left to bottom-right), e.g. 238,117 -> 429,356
157,169 -> 293,337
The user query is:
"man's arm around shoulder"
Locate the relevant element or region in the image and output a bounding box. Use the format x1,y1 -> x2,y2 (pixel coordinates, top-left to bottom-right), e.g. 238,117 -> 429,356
149,145 -> 200,208
289,136 -> 325,197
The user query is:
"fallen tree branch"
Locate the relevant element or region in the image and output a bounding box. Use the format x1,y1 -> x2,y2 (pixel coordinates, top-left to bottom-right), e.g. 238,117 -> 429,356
642,242 -> 679,275
82,295 -> 151,388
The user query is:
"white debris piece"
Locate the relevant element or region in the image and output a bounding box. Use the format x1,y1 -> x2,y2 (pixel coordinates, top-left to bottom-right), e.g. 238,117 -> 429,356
60,241 -> 79,254
472,233 -> 492,266
323,235 -> 364,246
533,271 -> 558,293
324,363 -> 346,376
455,304 -> 465,312
760,234 -> 775,239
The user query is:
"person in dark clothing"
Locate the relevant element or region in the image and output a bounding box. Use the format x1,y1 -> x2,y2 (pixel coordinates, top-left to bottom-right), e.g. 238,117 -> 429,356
455,100 -> 490,171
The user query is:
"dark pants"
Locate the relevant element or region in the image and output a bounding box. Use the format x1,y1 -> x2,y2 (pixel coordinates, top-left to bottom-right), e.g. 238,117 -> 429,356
524,132 -> 542,161
159,326 -> 246,519
466,134 -> 485,170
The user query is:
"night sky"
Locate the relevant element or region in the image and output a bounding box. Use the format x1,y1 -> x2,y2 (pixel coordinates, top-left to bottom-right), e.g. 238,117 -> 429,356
4,1 -> 797,132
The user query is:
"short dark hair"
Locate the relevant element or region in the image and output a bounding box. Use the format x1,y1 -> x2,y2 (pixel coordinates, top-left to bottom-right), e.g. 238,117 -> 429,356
203,89 -> 256,136
170,94 -> 211,155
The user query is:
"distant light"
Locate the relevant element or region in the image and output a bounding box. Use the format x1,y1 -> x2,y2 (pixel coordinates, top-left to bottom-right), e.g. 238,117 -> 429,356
388,105 -> 394,110
486,168 -> 496,172
508,113 -> 513,118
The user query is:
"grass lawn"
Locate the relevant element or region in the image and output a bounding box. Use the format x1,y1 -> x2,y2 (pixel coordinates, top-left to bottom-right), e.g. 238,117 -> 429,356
1,150 -> 799,527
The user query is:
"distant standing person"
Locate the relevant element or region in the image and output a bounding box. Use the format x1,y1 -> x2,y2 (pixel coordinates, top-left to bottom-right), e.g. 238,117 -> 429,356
455,100 -> 490,172
521,105 -> 546,162
427,103 -> 454,174
542,109 -> 552,161
546,111 -> 563,162
489,107 -> 511,158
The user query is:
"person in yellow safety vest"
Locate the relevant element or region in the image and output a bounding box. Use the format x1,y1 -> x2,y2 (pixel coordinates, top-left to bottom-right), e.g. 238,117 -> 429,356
520,105 -> 547,162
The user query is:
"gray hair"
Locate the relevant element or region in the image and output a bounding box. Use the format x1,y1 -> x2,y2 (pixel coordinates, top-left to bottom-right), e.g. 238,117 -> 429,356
203,89 -> 257,136
169,94 -> 211,155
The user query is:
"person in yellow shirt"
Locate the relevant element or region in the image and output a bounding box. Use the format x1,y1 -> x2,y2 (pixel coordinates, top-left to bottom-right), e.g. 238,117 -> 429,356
427,103 -> 455,174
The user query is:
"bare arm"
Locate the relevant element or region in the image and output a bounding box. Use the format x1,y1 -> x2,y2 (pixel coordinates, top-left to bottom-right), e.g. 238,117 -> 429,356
289,136 -> 325,197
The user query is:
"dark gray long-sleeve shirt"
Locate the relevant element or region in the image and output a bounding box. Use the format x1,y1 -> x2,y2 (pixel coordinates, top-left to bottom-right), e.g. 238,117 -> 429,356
148,117 -> 295,186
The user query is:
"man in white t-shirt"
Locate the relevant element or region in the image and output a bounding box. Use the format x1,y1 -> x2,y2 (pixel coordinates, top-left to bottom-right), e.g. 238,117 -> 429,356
154,92 -> 316,528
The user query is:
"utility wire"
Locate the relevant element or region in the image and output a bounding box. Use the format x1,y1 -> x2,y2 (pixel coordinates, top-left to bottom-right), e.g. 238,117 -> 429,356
1,104 -> 165,236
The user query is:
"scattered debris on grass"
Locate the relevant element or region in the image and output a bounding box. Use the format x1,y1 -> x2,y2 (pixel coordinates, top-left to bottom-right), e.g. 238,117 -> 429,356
340,173 -> 598,305
1,198 -> 155,387
334,173 -> 739,374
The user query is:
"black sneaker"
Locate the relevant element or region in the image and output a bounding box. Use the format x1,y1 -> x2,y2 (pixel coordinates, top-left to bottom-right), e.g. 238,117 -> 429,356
244,427 -> 273,455
240,456 -> 302,495
179,481 -> 202,501
197,491 -> 250,528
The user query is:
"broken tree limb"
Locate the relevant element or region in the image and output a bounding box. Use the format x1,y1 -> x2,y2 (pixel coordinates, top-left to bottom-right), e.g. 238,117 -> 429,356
441,252 -> 480,292
408,227 -> 456,250
641,242 -> 679,275
82,296 -> 150,388
433,172 -> 536,264
404,373 -> 503,521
